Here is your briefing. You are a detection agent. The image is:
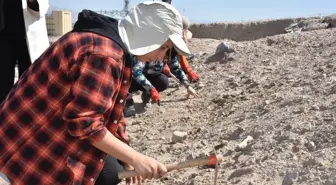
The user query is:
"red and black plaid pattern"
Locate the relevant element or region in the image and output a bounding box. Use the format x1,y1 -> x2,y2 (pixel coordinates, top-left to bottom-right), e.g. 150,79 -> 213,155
0,32 -> 131,185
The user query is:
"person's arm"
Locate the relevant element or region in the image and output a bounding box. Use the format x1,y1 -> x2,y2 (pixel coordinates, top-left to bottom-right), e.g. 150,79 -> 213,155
169,55 -> 190,87
63,54 -> 167,179
132,60 -> 155,92
63,54 -> 119,143
92,129 -> 167,180
93,130 -> 140,165
178,54 -> 199,82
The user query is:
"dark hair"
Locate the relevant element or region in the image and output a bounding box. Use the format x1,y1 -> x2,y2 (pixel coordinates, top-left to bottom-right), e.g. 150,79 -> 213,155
162,0 -> 172,4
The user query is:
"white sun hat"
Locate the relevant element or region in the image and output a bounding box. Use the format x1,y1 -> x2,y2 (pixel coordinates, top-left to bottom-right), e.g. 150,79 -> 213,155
118,1 -> 191,56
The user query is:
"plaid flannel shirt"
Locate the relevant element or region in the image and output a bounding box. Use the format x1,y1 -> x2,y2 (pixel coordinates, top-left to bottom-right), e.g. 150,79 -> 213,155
0,32 -> 131,185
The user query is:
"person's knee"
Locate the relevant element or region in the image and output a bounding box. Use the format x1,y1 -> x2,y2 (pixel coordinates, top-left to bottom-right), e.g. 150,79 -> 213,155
155,75 -> 169,92
96,173 -> 122,185
95,156 -> 125,185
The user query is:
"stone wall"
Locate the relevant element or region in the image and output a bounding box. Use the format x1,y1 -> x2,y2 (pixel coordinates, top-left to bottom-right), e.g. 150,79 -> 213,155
189,15 -> 336,41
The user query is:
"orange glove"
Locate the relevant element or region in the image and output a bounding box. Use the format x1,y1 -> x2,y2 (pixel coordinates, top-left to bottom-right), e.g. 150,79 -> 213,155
150,88 -> 160,103
187,71 -> 199,82
162,63 -> 171,77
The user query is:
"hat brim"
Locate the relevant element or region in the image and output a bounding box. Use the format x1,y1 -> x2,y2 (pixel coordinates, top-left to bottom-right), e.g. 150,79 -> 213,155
169,33 -> 191,56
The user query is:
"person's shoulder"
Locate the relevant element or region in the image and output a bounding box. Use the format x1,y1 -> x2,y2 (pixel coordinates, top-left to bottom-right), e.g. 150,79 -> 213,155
80,32 -> 125,61
55,32 -> 125,62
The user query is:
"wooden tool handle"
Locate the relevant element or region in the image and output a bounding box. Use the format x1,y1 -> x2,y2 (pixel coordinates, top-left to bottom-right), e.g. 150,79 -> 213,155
118,154 -> 223,179
169,72 -> 180,83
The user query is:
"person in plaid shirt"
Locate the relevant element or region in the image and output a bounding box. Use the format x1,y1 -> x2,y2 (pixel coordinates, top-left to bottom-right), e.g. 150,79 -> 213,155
0,2 -> 191,185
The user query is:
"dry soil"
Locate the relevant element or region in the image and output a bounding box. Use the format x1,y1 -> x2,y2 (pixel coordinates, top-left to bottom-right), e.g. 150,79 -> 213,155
126,28 -> 336,185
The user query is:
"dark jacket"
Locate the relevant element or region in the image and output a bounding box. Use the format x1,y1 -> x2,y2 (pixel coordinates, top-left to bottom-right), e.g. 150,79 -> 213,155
0,0 -> 39,39
72,9 -> 131,64
0,0 -> 4,31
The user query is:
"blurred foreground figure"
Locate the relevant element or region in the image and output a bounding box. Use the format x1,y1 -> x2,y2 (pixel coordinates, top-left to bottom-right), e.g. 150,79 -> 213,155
0,0 -> 49,103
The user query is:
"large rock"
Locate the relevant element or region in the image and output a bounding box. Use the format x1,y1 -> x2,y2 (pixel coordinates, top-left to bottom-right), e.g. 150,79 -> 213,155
215,41 -> 235,55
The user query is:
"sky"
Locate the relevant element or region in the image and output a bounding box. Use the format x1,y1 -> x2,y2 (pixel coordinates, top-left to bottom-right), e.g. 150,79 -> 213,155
49,0 -> 336,23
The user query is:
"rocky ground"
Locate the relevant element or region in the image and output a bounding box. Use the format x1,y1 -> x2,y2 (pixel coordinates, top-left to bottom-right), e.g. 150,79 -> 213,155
3,24 -> 335,185
126,28 -> 336,185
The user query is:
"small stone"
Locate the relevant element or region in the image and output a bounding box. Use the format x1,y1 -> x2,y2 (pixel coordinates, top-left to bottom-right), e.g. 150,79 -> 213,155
293,155 -> 298,161
199,151 -> 210,158
201,140 -> 207,146
223,161 -> 234,168
319,105 -> 329,111
159,109 -> 165,114
323,117 -> 334,122
227,127 -> 245,140
223,149 -> 234,156
282,171 -> 299,185
284,125 -> 292,130
187,180 -> 195,185
186,153 -> 196,160
282,176 -> 294,185
222,140 -> 229,145
131,121 -> 143,125
266,38 -> 275,46
214,140 -> 228,150
188,173 -> 197,180
160,147 -> 167,153
305,141 -> 316,151
311,104 -> 320,110
216,41 -> 235,54
235,117 -> 245,123
172,131 -> 188,143
198,52 -> 207,57
228,168 -> 254,180
195,82 -> 205,89
238,155 -> 249,163
324,181 -> 333,185
303,158 -> 317,167
262,59 -> 271,63
233,179 -> 241,184
261,155 -> 268,162
293,107 -> 305,114
292,145 -> 300,153
237,136 -> 254,150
